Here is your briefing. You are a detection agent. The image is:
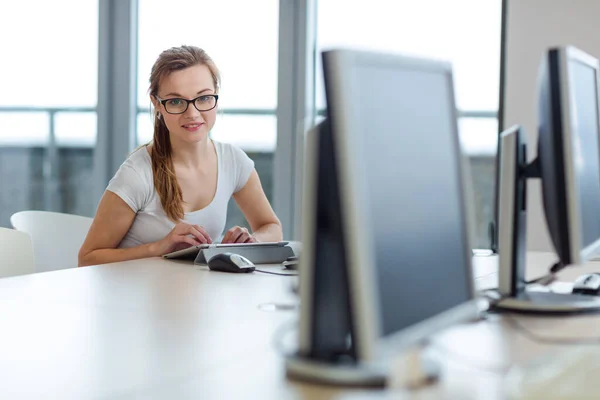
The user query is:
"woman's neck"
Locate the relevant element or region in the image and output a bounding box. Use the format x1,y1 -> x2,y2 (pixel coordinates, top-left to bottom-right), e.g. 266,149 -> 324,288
170,137 -> 214,170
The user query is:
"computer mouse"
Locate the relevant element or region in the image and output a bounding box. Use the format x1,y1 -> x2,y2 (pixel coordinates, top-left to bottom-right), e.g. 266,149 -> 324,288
207,252 -> 255,273
572,273 -> 600,295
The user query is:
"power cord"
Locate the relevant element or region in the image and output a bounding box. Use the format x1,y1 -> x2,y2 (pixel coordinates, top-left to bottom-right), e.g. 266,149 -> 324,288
431,308 -> 600,375
477,260 -> 567,300
479,279 -> 600,345
524,260 -> 566,286
255,269 -> 298,276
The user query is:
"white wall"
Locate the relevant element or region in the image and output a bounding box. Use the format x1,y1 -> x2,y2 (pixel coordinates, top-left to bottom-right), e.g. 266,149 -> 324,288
503,0 -> 600,251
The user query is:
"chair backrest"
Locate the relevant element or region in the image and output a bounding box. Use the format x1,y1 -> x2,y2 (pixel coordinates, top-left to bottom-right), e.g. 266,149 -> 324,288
0,227 -> 35,278
10,211 -> 93,272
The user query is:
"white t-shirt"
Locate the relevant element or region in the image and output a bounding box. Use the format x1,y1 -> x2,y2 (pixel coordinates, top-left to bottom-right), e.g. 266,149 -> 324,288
106,140 -> 255,248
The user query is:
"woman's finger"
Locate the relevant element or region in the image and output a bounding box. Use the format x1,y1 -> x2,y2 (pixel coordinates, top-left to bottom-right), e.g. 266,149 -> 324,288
188,226 -> 209,244
236,232 -> 250,243
221,229 -> 232,243
193,225 -> 212,244
229,229 -> 245,243
172,242 -> 194,252
222,226 -> 241,243
179,235 -> 200,247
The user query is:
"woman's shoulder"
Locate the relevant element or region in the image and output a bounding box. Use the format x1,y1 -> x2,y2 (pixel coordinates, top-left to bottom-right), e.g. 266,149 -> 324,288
213,139 -> 249,161
124,145 -> 152,167
106,144 -> 154,202
118,145 -> 153,180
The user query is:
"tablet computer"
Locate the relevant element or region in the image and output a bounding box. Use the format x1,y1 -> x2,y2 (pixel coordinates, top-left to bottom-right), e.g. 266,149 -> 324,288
162,241 -> 290,260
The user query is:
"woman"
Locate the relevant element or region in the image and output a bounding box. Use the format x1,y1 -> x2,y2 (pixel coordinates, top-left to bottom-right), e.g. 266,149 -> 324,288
79,45 -> 282,267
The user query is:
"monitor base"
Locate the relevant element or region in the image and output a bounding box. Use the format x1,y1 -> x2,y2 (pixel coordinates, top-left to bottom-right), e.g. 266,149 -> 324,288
494,290 -> 600,314
285,355 -> 387,387
387,345 -> 441,389
285,345 -> 441,389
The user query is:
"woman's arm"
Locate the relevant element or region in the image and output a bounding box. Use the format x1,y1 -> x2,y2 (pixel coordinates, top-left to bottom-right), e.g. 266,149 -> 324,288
229,170 -> 283,243
78,191 -> 211,266
78,191 -> 153,266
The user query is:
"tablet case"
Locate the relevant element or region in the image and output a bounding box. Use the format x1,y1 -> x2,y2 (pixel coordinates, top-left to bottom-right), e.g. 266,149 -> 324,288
194,245 -> 295,264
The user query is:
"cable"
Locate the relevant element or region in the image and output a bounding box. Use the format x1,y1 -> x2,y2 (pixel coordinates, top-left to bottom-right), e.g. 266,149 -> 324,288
524,274 -> 555,285
255,269 -> 298,276
502,314 -> 600,345
524,261 -> 566,286
524,273 -> 559,286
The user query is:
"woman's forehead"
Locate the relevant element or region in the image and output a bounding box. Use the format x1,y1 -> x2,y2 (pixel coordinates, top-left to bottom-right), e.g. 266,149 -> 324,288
159,64 -> 215,96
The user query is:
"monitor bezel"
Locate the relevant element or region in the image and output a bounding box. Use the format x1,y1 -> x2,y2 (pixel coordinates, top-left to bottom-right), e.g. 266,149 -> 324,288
497,125 -> 528,297
558,46 -> 600,264
323,49 -> 479,363
297,122 -> 321,354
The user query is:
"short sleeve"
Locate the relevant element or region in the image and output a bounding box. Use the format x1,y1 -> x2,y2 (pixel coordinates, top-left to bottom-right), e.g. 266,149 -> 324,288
106,158 -> 151,212
231,145 -> 255,193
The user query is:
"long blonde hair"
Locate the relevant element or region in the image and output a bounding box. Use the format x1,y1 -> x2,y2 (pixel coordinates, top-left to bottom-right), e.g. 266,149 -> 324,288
148,45 -> 221,221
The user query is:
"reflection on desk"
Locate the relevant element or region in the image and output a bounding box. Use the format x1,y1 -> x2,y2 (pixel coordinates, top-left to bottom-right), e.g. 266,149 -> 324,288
506,346 -> 600,399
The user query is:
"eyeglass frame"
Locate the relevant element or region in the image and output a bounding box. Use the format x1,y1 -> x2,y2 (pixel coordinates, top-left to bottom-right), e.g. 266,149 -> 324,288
154,94 -> 219,114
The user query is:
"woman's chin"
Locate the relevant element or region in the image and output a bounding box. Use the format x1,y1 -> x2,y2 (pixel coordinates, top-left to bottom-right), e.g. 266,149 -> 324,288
176,129 -> 209,143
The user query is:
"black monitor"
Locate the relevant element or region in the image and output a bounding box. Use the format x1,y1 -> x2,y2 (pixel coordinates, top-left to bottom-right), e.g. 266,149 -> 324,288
286,49 -> 479,387
539,46 -> 600,264
496,46 -> 600,313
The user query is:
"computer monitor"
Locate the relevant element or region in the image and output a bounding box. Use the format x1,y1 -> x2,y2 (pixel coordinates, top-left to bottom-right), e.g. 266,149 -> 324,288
496,46 -> 600,312
540,46 -> 600,265
286,49 -> 479,387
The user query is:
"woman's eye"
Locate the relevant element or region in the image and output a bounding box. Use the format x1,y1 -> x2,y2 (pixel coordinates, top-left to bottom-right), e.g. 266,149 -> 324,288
167,99 -> 182,106
198,96 -> 210,102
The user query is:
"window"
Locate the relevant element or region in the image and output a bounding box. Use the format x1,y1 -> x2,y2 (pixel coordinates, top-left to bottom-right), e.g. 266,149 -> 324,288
315,0 -> 502,247
137,0 -> 279,230
0,0 -> 98,226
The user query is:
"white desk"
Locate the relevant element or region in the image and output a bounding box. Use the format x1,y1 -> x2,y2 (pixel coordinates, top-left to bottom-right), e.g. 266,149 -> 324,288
1,253 -> 600,399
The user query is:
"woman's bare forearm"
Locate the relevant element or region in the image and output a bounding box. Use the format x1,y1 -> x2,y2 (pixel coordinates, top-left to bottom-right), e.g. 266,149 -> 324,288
78,243 -> 158,267
252,222 -> 283,243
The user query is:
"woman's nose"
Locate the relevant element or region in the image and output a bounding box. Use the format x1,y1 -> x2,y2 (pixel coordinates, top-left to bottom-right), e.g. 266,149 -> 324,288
183,103 -> 201,118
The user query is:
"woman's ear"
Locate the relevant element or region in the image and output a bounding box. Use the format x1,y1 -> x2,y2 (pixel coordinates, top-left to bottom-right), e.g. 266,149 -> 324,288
150,95 -> 159,111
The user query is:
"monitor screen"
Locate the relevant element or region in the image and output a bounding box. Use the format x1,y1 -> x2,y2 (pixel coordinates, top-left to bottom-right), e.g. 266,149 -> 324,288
570,59 -> 600,250
345,63 -> 472,337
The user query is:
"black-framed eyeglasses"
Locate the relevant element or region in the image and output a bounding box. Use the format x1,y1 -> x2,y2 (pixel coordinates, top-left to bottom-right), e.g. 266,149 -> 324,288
155,94 -> 219,114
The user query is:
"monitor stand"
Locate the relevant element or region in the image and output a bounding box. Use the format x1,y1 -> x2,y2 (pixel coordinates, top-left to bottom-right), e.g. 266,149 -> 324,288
285,356 -> 387,388
495,290 -> 600,313
387,342 -> 441,389
286,342 -> 440,389
494,126 -> 600,313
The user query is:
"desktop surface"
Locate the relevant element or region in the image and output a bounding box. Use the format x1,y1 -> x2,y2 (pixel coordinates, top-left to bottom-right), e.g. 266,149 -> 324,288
0,258 -> 297,399
0,253 -> 599,399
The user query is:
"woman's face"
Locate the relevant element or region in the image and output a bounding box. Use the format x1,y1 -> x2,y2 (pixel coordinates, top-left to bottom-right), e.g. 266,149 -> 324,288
152,64 -> 218,145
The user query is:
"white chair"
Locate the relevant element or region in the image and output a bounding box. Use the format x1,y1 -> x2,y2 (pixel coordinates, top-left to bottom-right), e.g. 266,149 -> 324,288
10,211 -> 93,272
0,227 -> 35,278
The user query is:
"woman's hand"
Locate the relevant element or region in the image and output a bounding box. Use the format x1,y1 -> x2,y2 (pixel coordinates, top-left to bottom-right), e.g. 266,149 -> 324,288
222,226 -> 257,244
150,222 -> 212,256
